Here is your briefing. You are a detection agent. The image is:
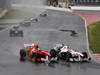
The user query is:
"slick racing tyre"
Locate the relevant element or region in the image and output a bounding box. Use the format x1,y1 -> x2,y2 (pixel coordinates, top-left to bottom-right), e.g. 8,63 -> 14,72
10,33 -> 14,37
50,49 -> 57,58
60,52 -> 67,60
18,31 -> 23,37
66,52 -> 72,61
10,31 -> 14,37
81,52 -> 88,58
81,52 -> 91,62
20,49 -> 26,61
60,52 -> 72,61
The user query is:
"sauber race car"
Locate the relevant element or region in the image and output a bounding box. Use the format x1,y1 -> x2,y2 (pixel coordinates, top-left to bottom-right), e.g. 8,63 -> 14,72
19,43 -> 57,63
50,44 -> 91,62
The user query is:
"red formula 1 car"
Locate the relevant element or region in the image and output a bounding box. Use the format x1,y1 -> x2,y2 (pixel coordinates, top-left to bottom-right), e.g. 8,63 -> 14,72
19,43 -> 54,63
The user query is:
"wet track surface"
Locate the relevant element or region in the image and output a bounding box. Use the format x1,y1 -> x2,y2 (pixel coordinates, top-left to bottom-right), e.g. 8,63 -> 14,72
0,10 -> 100,75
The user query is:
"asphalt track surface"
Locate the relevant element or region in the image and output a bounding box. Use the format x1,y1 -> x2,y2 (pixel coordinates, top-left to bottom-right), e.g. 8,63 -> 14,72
0,10 -> 100,75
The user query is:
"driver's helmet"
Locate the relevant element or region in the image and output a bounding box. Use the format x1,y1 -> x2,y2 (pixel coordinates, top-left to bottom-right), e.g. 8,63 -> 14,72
31,43 -> 35,47
60,46 -> 69,52
33,44 -> 39,49
63,46 -> 68,49
13,25 -> 19,29
54,44 -> 64,50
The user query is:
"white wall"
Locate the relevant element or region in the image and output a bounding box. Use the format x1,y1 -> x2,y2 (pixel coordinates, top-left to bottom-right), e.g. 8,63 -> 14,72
0,0 -> 11,9
11,0 -> 46,5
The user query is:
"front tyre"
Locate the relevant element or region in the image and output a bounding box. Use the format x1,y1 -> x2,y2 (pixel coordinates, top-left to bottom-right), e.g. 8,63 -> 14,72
81,52 -> 91,62
50,49 -> 57,58
20,49 -> 26,61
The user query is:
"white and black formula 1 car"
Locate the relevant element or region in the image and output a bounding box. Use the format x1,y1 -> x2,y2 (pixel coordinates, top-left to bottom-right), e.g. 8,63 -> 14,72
50,44 -> 91,63
9,26 -> 23,37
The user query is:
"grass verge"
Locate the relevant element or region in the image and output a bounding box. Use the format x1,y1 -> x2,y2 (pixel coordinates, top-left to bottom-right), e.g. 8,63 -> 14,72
88,21 -> 100,53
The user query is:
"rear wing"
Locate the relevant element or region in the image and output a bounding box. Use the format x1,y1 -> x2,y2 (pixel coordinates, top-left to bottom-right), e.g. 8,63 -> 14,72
24,43 -> 34,48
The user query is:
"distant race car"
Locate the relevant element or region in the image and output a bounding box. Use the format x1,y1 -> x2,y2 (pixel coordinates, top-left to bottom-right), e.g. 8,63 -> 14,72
9,26 -> 23,37
50,44 -> 91,62
40,13 -> 47,17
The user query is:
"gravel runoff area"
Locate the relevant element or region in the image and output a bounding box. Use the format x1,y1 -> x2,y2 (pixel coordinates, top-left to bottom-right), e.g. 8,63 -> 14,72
74,10 -> 100,62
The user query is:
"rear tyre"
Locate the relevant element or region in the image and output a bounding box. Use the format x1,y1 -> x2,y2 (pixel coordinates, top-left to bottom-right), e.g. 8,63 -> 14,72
61,52 -> 72,62
10,31 -> 14,37
18,31 -> 23,37
10,33 -> 13,37
66,52 -> 72,62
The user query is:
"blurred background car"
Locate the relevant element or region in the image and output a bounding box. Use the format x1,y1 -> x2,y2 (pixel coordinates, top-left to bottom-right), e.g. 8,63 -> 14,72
9,25 -> 23,37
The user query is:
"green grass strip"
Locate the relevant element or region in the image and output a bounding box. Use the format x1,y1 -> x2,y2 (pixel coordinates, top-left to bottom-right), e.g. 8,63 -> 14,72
88,21 -> 100,53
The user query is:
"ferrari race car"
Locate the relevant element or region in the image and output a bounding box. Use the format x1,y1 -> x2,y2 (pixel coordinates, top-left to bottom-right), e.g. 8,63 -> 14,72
50,44 -> 91,62
9,26 -> 23,37
19,43 -> 57,63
